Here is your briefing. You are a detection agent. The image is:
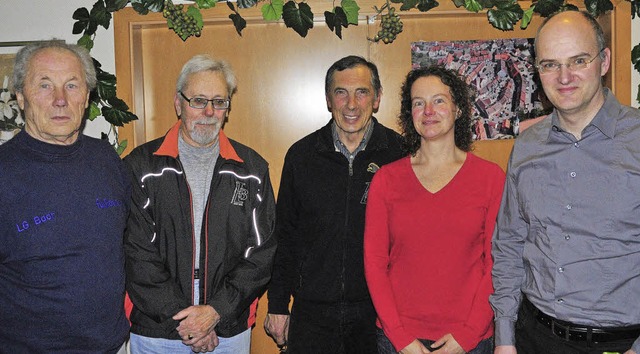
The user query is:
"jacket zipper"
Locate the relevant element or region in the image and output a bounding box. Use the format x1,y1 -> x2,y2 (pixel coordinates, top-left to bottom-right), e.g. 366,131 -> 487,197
342,154 -> 354,302
176,158 -> 200,306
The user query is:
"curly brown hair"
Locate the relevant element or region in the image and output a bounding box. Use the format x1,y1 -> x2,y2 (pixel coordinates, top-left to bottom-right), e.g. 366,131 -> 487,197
398,66 -> 474,155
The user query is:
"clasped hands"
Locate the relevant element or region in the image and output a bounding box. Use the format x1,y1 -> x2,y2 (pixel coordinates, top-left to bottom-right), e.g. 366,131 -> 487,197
173,305 -> 221,353
400,334 -> 465,354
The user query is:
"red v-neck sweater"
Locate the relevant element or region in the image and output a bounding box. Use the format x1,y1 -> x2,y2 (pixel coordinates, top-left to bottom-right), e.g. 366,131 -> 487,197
364,153 -> 505,352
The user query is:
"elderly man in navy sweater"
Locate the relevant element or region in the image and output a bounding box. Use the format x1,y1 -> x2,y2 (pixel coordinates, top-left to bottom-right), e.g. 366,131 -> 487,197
0,41 -> 130,353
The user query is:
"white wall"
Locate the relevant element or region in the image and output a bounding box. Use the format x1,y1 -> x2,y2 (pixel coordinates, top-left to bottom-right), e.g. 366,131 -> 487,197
0,0 -> 638,134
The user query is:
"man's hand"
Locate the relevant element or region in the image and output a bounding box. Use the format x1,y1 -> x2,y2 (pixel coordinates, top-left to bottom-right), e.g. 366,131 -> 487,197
430,333 -> 464,354
173,305 -> 221,345
189,331 -> 219,353
495,345 -> 517,354
264,313 -> 290,346
624,350 -> 637,354
399,339 -> 430,354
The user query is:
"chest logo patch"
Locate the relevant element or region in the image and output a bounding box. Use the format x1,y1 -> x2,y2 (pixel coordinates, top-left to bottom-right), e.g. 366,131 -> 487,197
231,181 -> 249,206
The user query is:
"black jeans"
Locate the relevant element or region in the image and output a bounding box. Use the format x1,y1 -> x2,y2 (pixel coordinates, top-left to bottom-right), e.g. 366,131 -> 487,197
376,328 -> 493,354
515,299 -> 636,354
286,299 -> 378,354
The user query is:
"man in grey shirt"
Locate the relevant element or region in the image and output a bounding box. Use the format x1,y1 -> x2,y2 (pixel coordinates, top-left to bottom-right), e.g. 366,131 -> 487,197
491,10 -> 640,354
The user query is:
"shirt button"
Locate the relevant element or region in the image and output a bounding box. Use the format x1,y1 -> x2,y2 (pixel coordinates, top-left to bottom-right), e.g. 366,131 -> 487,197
565,235 -> 571,240
574,142 -> 580,147
558,298 -> 564,303
566,204 -> 572,210
558,267 -> 564,273
570,172 -> 576,178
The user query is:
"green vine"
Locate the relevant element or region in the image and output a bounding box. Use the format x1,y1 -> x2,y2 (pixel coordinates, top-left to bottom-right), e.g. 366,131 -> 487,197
71,0 -> 640,132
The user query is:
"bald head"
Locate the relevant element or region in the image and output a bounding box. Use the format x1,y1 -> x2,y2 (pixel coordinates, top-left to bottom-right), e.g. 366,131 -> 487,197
535,11 -> 606,60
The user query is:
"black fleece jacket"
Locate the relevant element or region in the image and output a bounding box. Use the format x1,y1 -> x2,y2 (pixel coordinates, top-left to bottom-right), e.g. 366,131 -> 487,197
268,118 -> 403,313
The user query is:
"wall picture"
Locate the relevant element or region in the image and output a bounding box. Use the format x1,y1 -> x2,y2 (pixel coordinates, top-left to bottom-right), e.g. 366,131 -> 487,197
412,38 -> 551,140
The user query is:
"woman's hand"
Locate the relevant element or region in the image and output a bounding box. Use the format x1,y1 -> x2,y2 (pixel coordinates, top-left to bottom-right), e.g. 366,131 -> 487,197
400,339 -> 431,354
430,333 -> 465,354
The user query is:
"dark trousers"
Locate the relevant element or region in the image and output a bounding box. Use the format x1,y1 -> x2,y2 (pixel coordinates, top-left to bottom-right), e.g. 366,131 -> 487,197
516,299 -> 636,354
376,328 -> 493,354
287,299 -> 378,354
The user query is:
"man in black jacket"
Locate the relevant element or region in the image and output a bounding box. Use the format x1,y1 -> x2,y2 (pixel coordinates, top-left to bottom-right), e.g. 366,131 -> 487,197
124,55 -> 276,354
265,56 -> 404,354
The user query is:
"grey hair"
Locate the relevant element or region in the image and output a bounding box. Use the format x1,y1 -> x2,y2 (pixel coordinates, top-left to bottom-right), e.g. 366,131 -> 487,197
11,39 -> 97,93
176,55 -> 237,97
535,10 -> 607,59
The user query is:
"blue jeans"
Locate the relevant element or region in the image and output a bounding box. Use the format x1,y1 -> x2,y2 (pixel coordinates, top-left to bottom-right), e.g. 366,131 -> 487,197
376,328 -> 493,354
130,329 -> 251,354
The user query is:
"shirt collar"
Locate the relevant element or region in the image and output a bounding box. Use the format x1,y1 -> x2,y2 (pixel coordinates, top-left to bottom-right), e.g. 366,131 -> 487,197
548,88 -> 616,141
331,119 -> 374,156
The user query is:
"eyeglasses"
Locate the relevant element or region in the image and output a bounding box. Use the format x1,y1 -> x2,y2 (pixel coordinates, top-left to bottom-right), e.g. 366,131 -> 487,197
535,48 -> 605,75
179,91 -> 230,110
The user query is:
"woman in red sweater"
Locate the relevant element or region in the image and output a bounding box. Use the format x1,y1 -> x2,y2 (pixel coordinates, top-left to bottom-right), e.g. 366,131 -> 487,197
364,66 -> 505,354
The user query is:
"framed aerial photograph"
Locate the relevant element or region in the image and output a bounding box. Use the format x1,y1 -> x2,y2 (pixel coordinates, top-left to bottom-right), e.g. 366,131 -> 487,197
412,38 -> 551,140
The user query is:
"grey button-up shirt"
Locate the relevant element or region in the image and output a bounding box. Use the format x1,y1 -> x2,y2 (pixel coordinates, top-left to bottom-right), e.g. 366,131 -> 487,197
490,88 -> 640,352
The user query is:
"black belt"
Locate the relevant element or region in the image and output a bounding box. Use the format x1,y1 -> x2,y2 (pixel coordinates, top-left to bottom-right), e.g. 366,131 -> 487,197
524,298 -> 640,343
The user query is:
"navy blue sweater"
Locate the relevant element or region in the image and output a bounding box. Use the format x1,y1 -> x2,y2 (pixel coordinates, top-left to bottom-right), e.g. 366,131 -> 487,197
0,131 -> 130,353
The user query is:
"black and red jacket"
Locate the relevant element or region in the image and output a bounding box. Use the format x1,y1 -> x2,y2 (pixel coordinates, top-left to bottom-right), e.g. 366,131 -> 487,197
123,121 -> 276,339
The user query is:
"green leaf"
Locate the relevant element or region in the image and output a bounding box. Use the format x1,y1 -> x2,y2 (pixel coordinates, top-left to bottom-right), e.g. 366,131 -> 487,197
195,0 -> 218,9
399,0 -> 418,11
88,101 -> 102,121
520,5 -> 534,29
487,0 -> 522,30
72,7 -> 90,34
262,0 -> 284,21
325,11 -> 339,37
73,21 -> 88,35
452,0 -> 464,7
102,97 -> 138,127
186,6 -> 204,29
584,0 -> 613,17
632,43 -> 640,72
341,0 -> 360,25
73,7 -> 90,21
464,0 -> 483,13
90,1 -> 113,30
632,0 -> 640,19
105,0 -> 130,12
229,13 -> 247,35
77,35 -> 95,51
533,0 -> 563,17
478,0 -> 494,8
96,73 -> 117,101
282,1 -> 314,37
325,7 -> 348,38
131,0 -> 164,15
416,0 -> 438,11
115,139 -> 128,156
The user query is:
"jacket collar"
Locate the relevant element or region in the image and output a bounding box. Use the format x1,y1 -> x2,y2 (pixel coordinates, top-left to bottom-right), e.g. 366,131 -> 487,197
153,120 -> 243,163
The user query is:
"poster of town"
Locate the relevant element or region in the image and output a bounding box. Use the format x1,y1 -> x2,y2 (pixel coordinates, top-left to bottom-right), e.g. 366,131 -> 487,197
411,38 -> 550,140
